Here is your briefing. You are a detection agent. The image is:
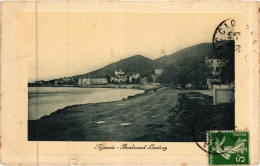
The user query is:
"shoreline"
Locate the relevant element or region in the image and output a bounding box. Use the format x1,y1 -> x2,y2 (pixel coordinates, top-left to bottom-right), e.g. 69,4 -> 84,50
29,86 -> 163,121
28,87 -> 171,141
28,84 -> 160,91
28,88 -> 234,141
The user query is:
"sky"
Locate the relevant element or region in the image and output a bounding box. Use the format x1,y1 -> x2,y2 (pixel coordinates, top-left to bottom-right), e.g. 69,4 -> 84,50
16,12 -> 230,82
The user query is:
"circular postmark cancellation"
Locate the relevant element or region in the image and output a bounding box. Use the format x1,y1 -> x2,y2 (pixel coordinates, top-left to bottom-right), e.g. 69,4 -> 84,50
212,18 -> 241,59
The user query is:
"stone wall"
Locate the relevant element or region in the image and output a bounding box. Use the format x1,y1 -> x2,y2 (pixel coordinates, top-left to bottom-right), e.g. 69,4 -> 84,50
213,88 -> 234,105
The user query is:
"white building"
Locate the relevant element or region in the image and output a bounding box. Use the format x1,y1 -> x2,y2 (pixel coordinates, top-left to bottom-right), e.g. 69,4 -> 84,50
205,58 -> 229,76
132,73 -> 140,78
155,69 -> 163,75
129,73 -> 140,83
78,77 -> 107,86
151,69 -> 164,82
205,55 -> 230,88
115,69 -> 125,76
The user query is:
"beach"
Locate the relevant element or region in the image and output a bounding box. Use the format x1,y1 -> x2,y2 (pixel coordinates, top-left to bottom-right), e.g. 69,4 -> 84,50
28,87 -> 234,142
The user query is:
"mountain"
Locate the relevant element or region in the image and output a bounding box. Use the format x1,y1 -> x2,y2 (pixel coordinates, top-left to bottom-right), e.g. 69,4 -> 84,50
154,40 -> 234,67
154,40 -> 234,87
74,55 -> 155,78
72,40 -> 234,79
154,43 -> 214,67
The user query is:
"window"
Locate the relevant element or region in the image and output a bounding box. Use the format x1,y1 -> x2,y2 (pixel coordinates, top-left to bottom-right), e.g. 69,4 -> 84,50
217,60 -> 219,63
211,60 -> 213,63
216,67 -> 219,72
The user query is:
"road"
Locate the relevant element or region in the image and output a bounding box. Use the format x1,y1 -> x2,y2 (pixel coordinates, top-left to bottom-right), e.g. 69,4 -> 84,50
28,87 -> 234,142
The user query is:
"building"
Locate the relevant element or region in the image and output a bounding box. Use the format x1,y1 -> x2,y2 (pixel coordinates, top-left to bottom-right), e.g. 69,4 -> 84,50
115,69 -> 125,77
62,77 -> 74,82
132,73 -> 140,78
155,69 -> 163,75
111,76 -> 129,84
205,54 -> 230,88
53,77 -> 76,86
54,80 -> 61,86
35,80 -> 45,84
129,73 -> 140,83
205,58 -> 229,76
78,77 -> 108,86
117,76 -> 128,84
151,69 -> 164,82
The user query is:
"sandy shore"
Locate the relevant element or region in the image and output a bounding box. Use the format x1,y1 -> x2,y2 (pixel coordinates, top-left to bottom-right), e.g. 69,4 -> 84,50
28,87 -> 234,141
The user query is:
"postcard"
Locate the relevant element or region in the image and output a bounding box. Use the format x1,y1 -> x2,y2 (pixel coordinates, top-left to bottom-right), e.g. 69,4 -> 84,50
0,1 -> 259,165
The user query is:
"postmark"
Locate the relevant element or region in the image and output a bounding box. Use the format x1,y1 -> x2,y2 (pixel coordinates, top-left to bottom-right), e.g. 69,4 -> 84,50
208,131 -> 249,165
213,18 -> 241,59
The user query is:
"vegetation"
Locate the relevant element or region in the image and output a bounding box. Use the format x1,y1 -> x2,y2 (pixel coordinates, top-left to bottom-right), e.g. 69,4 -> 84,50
221,58 -> 234,84
157,55 -> 209,88
156,40 -> 234,88
63,41 -> 234,88
74,55 -> 156,79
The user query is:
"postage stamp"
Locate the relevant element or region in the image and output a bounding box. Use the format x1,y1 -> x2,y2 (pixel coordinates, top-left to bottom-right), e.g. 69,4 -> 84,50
208,131 -> 249,165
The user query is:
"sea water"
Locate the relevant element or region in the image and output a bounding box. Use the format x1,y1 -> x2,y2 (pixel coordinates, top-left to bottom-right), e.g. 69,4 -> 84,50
28,87 -> 144,120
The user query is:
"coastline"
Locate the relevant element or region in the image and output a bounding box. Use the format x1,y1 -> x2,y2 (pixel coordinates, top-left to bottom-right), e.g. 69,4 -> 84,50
28,83 -> 160,91
30,86 -> 163,121
28,87 -> 234,142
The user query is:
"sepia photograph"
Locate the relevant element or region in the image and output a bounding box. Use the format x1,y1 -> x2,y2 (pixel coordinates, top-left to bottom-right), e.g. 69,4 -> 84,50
1,1 -> 259,165
26,13 -> 235,142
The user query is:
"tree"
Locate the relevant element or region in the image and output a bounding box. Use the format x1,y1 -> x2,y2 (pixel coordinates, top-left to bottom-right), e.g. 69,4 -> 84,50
221,58 -> 234,85
104,74 -> 111,84
157,66 -> 178,85
157,55 -> 208,89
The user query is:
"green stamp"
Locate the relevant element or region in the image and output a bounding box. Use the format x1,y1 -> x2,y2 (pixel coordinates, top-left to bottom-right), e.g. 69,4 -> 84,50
208,131 -> 249,165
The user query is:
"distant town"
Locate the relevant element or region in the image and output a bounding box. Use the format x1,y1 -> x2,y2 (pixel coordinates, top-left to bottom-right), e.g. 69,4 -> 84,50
28,52 -> 234,90
28,68 -> 163,87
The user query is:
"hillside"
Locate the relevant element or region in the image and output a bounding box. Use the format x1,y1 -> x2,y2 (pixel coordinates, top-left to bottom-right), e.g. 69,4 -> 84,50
74,55 -> 155,78
155,40 -> 234,87
71,41 -> 234,80
154,40 -> 234,67
154,43 -> 213,67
